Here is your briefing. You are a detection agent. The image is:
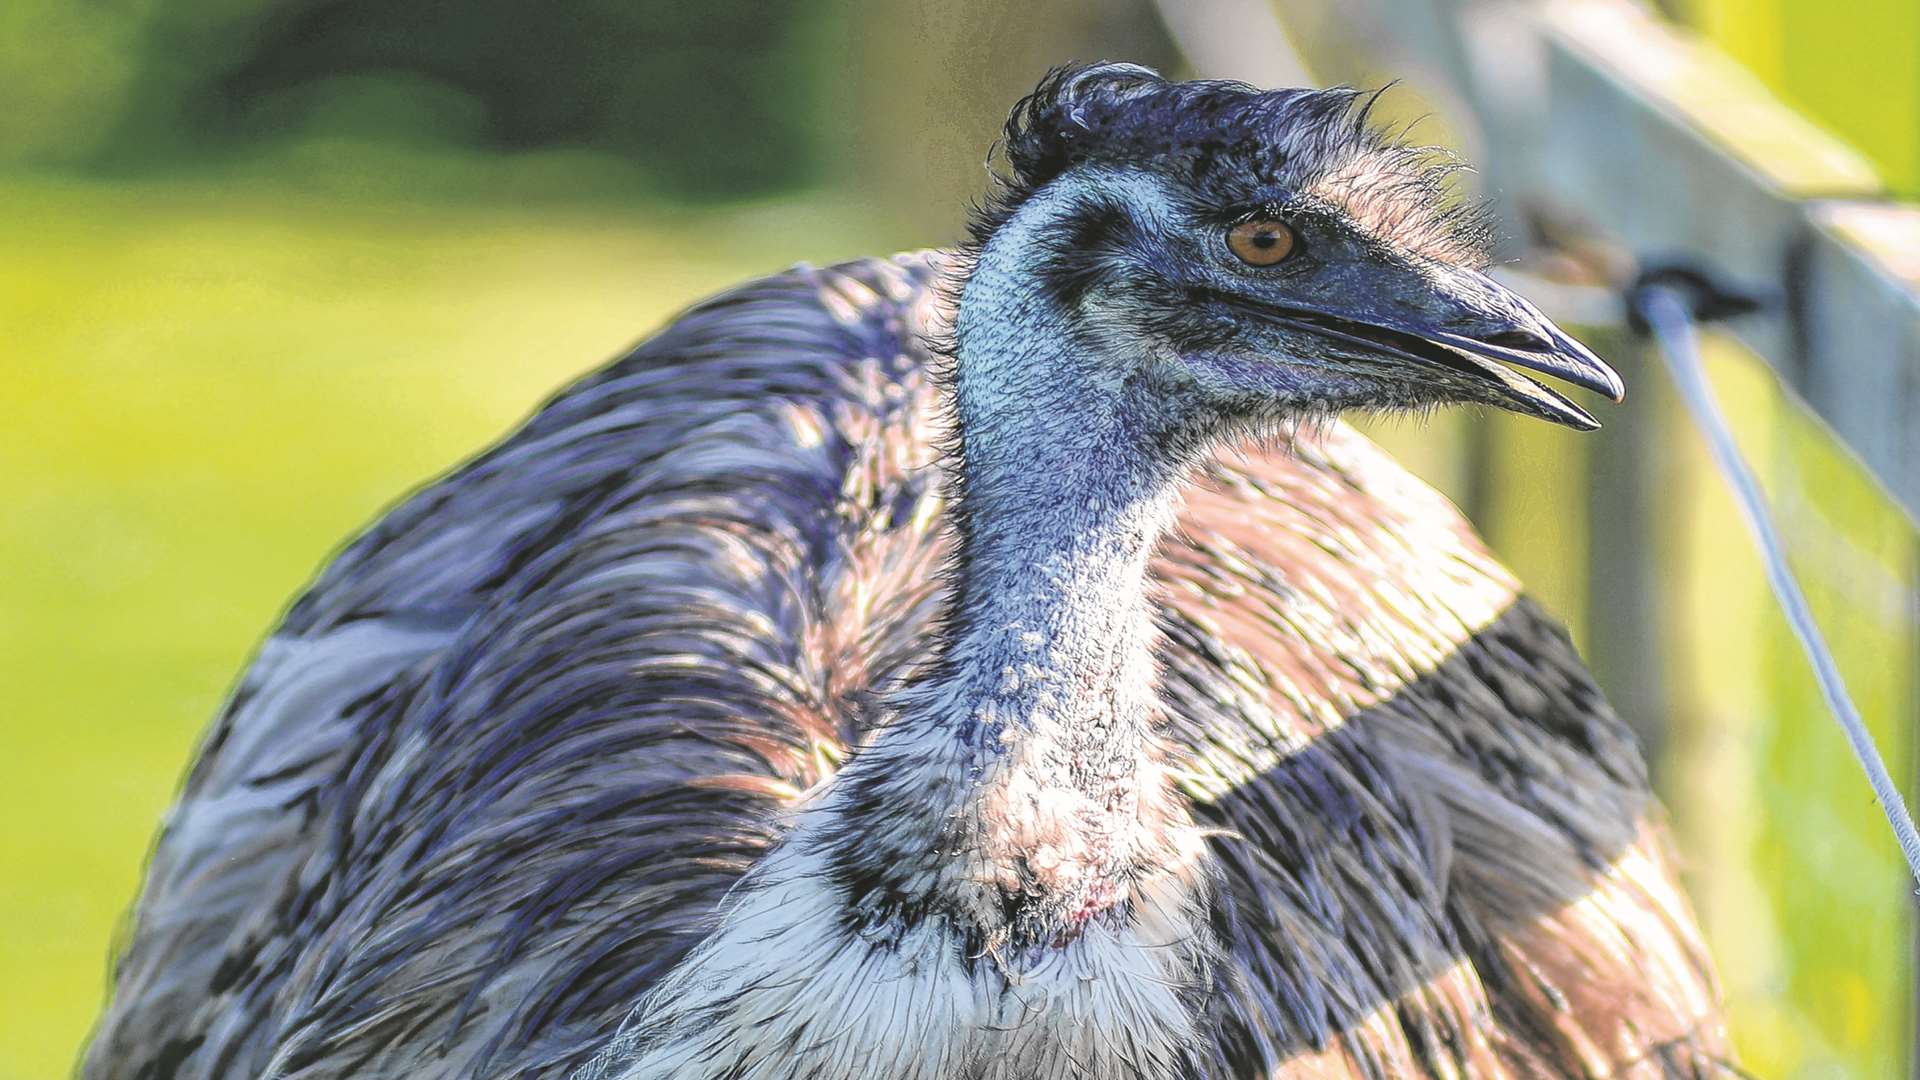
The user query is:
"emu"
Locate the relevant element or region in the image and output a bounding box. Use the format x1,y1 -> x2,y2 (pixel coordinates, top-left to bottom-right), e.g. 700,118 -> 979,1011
86,65 -> 1730,1078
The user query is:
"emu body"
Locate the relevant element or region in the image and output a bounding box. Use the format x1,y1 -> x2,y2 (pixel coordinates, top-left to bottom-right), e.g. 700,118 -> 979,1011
87,67 -> 1729,1079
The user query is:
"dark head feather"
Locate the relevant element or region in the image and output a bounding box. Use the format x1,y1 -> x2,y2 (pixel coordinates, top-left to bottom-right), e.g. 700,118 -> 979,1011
966,62 -> 1494,268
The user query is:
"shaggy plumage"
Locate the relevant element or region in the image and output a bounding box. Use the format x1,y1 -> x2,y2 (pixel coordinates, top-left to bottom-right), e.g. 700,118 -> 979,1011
86,64 -> 1730,1080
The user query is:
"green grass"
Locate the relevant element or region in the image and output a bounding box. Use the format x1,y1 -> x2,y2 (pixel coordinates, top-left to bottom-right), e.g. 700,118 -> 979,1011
0,174 -> 899,1078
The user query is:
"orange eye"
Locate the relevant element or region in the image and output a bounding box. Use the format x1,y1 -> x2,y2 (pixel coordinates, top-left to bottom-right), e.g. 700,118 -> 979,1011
1226,217 -> 1296,266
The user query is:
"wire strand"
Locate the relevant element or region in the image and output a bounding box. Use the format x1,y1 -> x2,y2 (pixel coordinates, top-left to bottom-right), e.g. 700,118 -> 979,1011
1638,285 -> 1920,894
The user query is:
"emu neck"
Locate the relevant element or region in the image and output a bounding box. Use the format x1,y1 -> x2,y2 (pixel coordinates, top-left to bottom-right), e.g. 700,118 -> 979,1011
936,204 -> 1190,740
829,244 -> 1198,948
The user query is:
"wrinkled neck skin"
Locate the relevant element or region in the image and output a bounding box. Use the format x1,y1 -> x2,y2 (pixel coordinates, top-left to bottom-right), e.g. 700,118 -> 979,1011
584,183 -> 1220,1080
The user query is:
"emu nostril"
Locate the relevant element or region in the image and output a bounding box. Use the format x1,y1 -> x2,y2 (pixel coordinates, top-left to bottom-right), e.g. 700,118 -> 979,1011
1481,329 -> 1553,352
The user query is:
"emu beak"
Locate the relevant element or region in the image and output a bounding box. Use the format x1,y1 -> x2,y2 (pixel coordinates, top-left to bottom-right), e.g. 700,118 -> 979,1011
1408,318 -> 1623,431
1254,267 -> 1625,430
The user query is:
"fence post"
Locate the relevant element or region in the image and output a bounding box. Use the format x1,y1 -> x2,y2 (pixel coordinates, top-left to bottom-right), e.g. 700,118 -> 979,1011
1583,327 -> 1670,771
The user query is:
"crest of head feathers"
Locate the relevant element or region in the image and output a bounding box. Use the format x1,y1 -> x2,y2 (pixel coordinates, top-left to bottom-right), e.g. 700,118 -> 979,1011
968,62 -> 1495,269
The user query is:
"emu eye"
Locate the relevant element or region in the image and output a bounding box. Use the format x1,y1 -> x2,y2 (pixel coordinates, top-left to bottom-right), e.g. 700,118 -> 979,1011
1226,218 -> 1296,266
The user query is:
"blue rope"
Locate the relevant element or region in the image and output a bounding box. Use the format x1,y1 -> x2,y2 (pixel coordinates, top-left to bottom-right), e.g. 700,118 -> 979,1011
1636,283 -> 1920,895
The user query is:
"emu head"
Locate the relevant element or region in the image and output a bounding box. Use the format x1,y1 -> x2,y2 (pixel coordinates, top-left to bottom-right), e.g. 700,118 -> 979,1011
955,63 -> 1621,438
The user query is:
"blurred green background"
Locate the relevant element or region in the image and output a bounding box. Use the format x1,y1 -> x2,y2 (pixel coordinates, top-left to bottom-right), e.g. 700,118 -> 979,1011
1,1 -> 1915,1077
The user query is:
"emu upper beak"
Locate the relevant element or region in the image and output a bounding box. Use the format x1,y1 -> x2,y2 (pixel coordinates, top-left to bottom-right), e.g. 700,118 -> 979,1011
1258,267 -> 1624,431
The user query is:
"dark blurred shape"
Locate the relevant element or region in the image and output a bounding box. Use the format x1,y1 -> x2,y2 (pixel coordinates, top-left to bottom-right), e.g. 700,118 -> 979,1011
7,0 -> 1181,215
122,0 -> 823,197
